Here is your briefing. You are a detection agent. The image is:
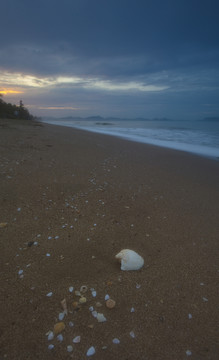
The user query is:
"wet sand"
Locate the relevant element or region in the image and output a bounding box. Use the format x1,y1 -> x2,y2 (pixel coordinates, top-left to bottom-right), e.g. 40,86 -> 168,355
0,118 -> 219,360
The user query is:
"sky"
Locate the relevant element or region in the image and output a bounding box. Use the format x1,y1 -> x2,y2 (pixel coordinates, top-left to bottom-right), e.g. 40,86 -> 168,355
0,0 -> 219,119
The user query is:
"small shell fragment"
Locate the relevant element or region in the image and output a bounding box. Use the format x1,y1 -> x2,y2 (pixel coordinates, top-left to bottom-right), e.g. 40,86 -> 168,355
72,301 -> 79,309
75,290 -> 81,296
58,312 -> 65,321
104,294 -> 110,301
130,331 -> 136,338
115,249 -> 144,271
67,345 -> 73,352
48,344 -> 54,350
73,336 -> 81,343
46,292 -> 53,297
61,298 -> 67,314
69,286 -> 74,293
57,334 -> 64,342
80,285 -> 88,293
106,299 -> 116,309
79,296 -> 87,304
54,322 -> 65,334
47,331 -> 54,341
97,313 -> 106,322
86,346 -> 95,356
112,338 -> 120,344
91,290 -> 97,297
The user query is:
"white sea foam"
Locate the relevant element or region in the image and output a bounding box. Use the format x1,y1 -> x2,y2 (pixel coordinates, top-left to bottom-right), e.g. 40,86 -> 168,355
41,118 -> 219,159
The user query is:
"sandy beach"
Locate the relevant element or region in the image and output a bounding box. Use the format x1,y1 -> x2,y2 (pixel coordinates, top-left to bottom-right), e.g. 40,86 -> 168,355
0,118 -> 219,360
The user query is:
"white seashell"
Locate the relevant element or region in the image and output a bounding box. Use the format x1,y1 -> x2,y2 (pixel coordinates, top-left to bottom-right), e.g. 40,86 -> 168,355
47,331 -> 54,341
104,294 -> 110,301
91,290 -> 97,297
92,310 -> 98,318
112,338 -> 120,344
57,334 -> 64,342
67,345 -> 73,352
96,313 -> 106,322
86,346 -> 95,356
73,336 -> 81,343
69,286 -> 74,293
48,344 -> 54,350
46,292 -> 53,297
59,312 -> 65,321
80,285 -> 88,293
115,249 -> 144,271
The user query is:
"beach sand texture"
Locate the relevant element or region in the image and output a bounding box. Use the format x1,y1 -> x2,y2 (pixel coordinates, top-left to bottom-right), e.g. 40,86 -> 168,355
0,119 -> 219,360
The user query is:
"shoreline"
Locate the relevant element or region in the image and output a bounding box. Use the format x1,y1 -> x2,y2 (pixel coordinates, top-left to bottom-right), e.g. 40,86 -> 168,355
40,118 -> 219,161
1,118 -> 219,360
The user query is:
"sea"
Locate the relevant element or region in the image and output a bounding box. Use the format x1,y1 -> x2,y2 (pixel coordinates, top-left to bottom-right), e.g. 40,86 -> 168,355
42,117 -> 219,160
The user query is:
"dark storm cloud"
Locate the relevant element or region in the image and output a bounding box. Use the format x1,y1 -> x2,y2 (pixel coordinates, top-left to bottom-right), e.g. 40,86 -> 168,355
1,0 -> 219,76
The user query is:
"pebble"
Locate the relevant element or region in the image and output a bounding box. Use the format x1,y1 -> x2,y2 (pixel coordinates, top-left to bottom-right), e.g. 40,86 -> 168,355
97,313 -> 106,322
203,297 -> 208,302
106,299 -> 116,309
86,346 -> 95,356
112,338 -> 120,344
92,290 -> 97,297
58,312 -> 65,321
57,334 -> 64,342
73,336 -> 81,343
79,296 -> 87,304
67,345 -> 73,352
47,331 -> 54,341
54,322 -> 65,334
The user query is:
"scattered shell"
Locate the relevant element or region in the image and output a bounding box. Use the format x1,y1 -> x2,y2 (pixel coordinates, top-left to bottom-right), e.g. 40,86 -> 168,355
112,338 -> 120,344
80,285 -> 88,293
67,345 -> 73,352
186,350 -> 192,356
0,222 -> 7,228
75,290 -> 81,296
203,297 -> 208,302
88,324 -> 94,329
86,346 -> 95,356
188,313 -> 192,319
106,299 -> 116,309
54,322 -> 65,334
72,301 -> 79,309
48,344 -> 54,350
61,298 -> 67,314
115,249 -> 144,271
130,331 -> 136,338
89,306 -> 94,312
104,294 -> 110,301
91,290 -> 97,297
79,296 -> 87,304
69,286 -> 74,293
18,270 -> 23,275
69,321 -> 74,327
130,307 -> 135,313
57,334 -> 64,342
97,313 -> 107,322
59,312 -> 65,321
46,253 -> 51,257
73,336 -> 81,343
46,292 -> 53,297
92,311 -> 98,318
47,331 -> 54,341
136,283 -> 141,289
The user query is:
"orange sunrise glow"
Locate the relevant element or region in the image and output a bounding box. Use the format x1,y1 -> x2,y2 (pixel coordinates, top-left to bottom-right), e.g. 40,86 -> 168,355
0,89 -> 23,95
